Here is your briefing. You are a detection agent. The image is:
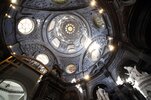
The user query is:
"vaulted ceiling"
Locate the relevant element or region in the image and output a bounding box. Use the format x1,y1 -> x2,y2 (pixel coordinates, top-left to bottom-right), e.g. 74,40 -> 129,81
0,0 -> 151,100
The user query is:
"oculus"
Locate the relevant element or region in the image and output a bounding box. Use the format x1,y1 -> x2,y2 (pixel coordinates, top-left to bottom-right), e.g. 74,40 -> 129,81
18,18 -> 35,35
47,14 -> 90,54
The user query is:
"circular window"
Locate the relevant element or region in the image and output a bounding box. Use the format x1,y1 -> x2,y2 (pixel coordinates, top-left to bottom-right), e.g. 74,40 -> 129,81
66,64 -> 77,74
36,54 -> 49,65
18,18 -> 35,35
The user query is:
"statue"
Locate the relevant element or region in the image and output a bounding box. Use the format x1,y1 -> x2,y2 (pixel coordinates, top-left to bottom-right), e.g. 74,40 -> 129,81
124,65 -> 150,99
96,87 -> 110,100
124,66 -> 149,83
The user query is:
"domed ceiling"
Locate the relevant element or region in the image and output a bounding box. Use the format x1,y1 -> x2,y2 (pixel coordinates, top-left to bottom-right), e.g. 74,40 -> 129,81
2,0 -> 116,81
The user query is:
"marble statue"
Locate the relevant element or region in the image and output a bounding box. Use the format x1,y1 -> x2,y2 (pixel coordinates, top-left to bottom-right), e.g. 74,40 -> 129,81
124,65 -> 151,99
124,66 -> 148,83
96,87 -> 110,100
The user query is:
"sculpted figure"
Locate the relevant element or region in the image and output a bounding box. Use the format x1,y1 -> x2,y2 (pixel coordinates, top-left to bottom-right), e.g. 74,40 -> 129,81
124,66 -> 149,83
96,87 -> 110,100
